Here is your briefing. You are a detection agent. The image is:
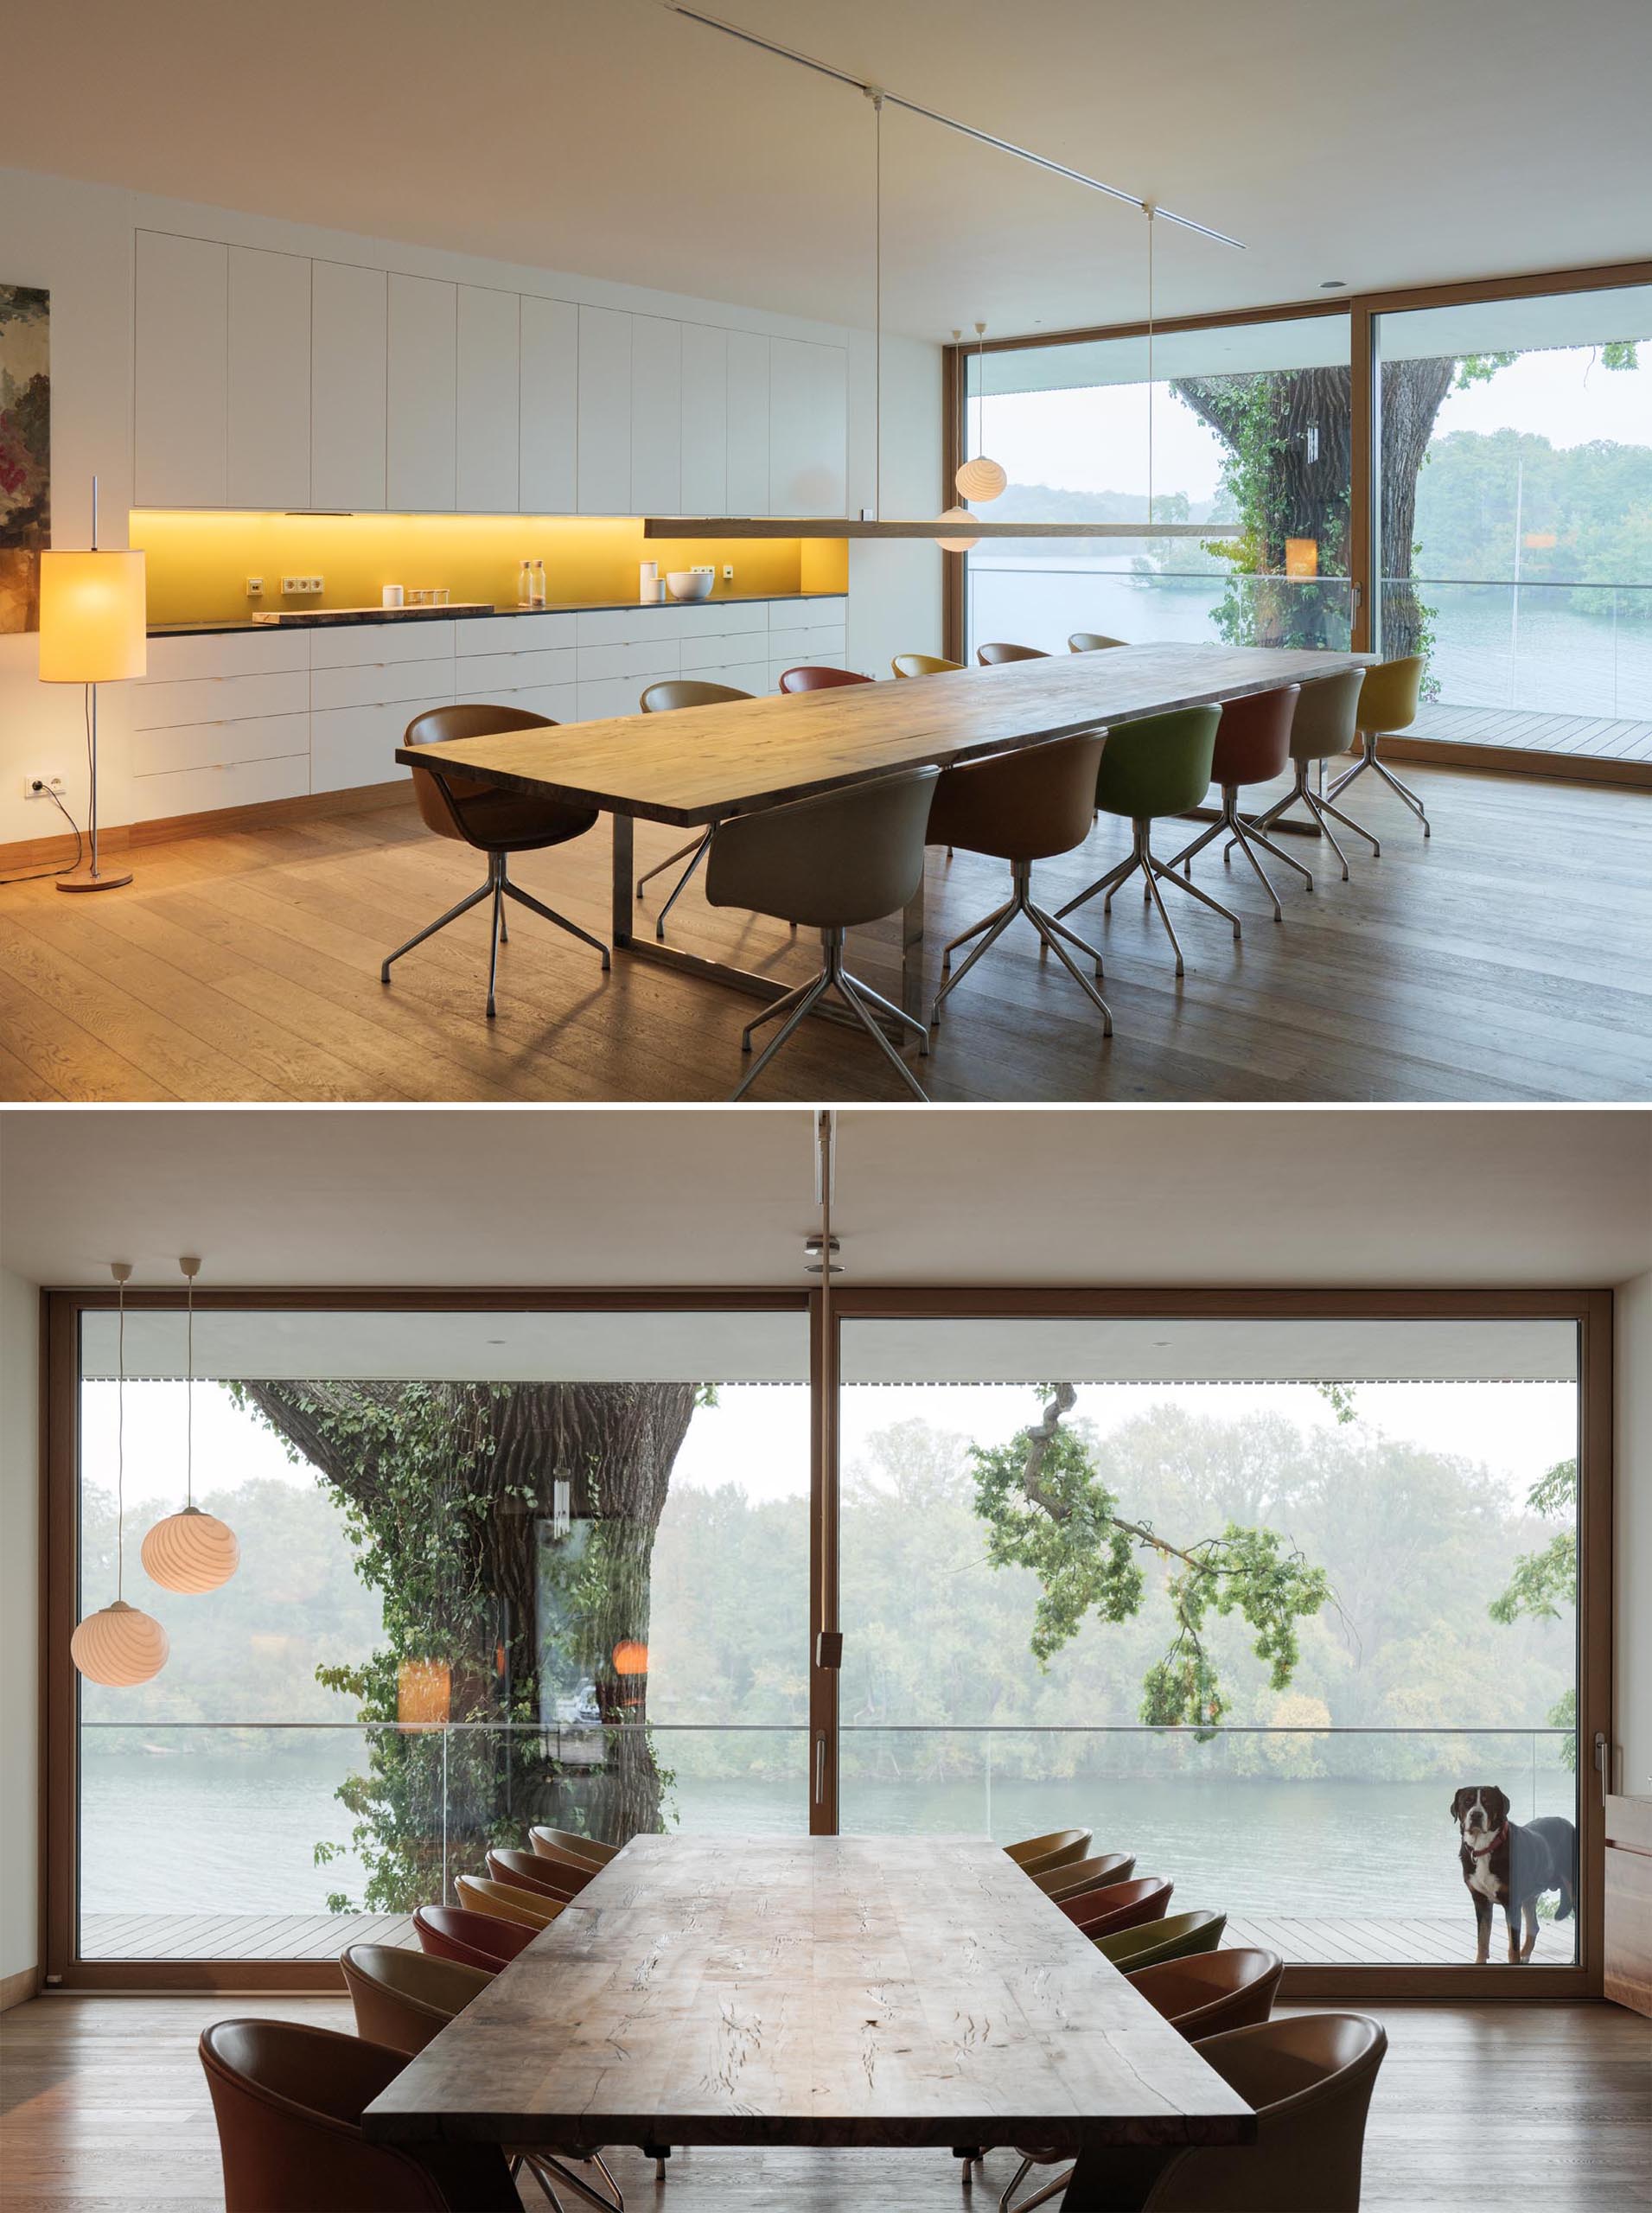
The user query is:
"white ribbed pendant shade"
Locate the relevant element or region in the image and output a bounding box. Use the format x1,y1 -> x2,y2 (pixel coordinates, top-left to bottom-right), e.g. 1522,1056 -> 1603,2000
955,453 -> 1007,502
935,506 -> 981,552
70,1599 -> 169,1687
140,1504 -> 241,1594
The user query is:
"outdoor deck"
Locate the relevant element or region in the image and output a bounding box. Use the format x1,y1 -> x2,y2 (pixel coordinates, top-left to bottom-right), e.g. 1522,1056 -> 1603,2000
80,1907 -> 1578,1967
1409,700 -> 1652,763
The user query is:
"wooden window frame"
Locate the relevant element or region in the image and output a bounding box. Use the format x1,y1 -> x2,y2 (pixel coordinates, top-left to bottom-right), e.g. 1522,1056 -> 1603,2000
941,255 -> 1652,669
44,1282 -> 1611,2004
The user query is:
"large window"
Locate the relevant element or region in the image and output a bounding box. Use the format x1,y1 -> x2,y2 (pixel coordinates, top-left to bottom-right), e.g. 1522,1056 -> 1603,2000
963,316 -> 1352,661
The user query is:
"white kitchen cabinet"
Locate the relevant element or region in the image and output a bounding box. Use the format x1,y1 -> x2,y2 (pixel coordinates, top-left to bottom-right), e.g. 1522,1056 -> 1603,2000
456,285 -> 519,513
769,338 -> 848,516
226,246 -> 310,507
725,330 -> 769,516
134,232 -> 228,507
387,274 -> 457,511
679,323 -> 728,517
630,316 -> 682,514
310,701 -> 426,794
519,296 -> 578,513
577,306 -> 632,514
311,260 -> 387,510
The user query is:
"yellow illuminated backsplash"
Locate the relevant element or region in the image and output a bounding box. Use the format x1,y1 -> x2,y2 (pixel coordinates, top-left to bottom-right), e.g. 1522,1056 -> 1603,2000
132,512 -> 849,625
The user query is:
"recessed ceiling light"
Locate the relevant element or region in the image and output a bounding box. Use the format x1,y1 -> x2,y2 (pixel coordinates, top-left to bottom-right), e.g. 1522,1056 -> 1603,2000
1319,279 -> 1347,290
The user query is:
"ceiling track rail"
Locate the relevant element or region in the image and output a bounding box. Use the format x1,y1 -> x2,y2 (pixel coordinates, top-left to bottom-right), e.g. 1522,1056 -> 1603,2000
657,3 -> 1245,250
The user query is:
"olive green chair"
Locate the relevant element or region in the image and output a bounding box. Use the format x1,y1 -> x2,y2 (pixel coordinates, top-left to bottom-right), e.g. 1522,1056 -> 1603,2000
1329,654 -> 1430,836
1030,1851 -> 1134,1901
1239,667 -> 1379,881
1005,1827 -> 1093,1873
634,679 -> 753,935
529,1826 -> 618,1867
1095,1909 -> 1227,1971
1056,705 -> 1235,975
891,653 -> 963,678
977,641 -> 1048,665
1068,632 -> 1127,652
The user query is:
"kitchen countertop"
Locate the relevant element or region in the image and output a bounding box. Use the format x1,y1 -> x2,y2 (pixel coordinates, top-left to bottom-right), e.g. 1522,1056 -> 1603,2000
149,590 -> 845,639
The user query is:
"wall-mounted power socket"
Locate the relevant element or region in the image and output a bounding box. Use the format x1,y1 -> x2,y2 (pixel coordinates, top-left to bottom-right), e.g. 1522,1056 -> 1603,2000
22,775 -> 67,801
245,575 -> 265,596
723,565 -> 734,581
281,574 -> 324,596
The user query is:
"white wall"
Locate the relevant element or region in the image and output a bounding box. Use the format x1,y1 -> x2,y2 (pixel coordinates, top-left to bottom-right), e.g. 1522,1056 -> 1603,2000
0,165 -> 943,849
0,1266 -> 39,1993
1616,1269 -> 1652,1795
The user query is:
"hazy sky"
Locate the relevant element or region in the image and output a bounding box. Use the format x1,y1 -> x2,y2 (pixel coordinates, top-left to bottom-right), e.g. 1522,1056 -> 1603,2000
967,345 -> 1652,505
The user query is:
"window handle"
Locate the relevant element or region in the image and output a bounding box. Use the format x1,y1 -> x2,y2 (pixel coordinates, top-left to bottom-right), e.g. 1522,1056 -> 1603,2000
1594,1731 -> 1610,1804
814,1734 -> 826,1805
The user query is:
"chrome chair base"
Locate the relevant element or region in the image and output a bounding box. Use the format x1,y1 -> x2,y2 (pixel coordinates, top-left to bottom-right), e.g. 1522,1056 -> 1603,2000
1001,2159 -> 1072,2213
636,831 -> 710,938
1165,784 -> 1314,922
381,851 -> 610,1018
932,859 -> 1113,1034
1328,731 -> 1432,835
1237,760 -> 1381,882
734,926 -> 929,1101
1056,820 -> 1242,978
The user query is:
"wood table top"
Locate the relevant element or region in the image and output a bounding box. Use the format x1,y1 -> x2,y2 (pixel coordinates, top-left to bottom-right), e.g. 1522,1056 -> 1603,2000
395,641 -> 1376,827
362,1834 -> 1256,2155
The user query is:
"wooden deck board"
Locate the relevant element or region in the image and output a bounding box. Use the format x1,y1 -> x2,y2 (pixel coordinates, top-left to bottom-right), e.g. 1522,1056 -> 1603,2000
1410,701 -> 1652,762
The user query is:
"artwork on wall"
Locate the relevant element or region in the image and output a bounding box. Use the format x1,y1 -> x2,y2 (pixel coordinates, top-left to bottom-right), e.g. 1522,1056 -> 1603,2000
0,284 -> 51,635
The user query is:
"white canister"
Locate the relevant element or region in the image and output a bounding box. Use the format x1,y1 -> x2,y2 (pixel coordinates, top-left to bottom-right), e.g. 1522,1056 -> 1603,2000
639,560 -> 659,605
382,584 -> 405,608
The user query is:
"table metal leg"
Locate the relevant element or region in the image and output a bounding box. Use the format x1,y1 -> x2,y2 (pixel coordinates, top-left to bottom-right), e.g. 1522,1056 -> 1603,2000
611,815 -> 635,950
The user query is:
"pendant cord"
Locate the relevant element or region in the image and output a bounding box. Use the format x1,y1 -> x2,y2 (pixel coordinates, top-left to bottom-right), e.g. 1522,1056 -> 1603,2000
1145,203 -> 1156,529
817,1109 -> 832,1637
872,92 -> 883,520
115,1274 -> 125,1602
184,1266 -> 194,1511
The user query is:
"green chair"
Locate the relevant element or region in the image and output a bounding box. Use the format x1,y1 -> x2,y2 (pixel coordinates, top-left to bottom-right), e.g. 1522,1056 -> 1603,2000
1329,655 -> 1429,836
1068,632 -> 1127,652
1238,667 -> 1378,881
1005,1827 -> 1093,1873
1096,1909 -> 1227,1971
1055,705 -> 1237,976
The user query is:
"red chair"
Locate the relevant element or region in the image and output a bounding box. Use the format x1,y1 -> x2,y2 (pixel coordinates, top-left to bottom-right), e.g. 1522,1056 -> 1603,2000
487,1846 -> 587,1900
412,1904 -> 534,1972
778,666 -> 871,692
1166,684 -> 1311,919
1062,1874 -> 1172,1937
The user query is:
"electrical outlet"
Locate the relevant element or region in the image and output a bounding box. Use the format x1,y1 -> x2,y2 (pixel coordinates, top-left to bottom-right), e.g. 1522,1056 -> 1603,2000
281,574 -> 323,596
723,565 -> 734,581
22,775 -> 67,800
245,575 -> 265,596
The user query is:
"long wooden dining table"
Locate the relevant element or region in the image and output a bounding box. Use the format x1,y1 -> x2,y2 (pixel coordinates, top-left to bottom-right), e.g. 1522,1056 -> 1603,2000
362,1834 -> 1255,2211
397,641 -> 1374,1023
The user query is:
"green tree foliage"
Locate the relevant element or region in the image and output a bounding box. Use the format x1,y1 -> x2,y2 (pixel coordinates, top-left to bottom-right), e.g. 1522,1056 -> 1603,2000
1415,430 -> 1652,614
966,1387 -> 1330,1731
1489,1457 -> 1578,1774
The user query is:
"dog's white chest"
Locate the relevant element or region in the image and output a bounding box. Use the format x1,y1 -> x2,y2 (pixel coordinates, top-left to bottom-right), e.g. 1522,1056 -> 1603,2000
1467,1851 -> 1501,1902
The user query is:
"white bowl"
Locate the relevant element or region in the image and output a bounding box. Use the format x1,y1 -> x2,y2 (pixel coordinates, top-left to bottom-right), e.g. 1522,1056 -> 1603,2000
665,569 -> 714,602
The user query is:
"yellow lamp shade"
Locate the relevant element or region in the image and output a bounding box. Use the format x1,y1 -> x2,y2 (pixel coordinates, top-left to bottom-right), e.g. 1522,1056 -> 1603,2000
955,456 -> 1007,502
39,550 -> 148,683
612,1639 -> 649,1677
70,1599 -> 169,1686
140,1506 -> 240,1593
934,507 -> 980,553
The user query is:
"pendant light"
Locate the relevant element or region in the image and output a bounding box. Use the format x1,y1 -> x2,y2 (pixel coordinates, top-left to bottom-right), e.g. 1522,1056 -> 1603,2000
71,1265 -> 170,1687
955,323 -> 1007,502
140,1258 -> 240,1594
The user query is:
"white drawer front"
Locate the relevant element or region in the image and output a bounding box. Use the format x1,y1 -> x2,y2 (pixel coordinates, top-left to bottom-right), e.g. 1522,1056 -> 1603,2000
144,629 -> 311,682
623,637 -> 680,679
456,612 -> 577,654
804,624 -> 849,657
133,712 -> 309,779
129,753 -> 309,826
768,624 -> 815,660
680,628 -> 766,670
310,700 -> 428,794
455,682 -> 579,726
576,676 -> 644,723
691,660 -> 769,698
575,607 -> 635,647
131,669 -> 310,731
456,646 -> 577,693
781,596 -> 845,627
310,655 -> 456,713
309,618 -> 456,668
575,643 -> 626,682
674,600 -> 760,640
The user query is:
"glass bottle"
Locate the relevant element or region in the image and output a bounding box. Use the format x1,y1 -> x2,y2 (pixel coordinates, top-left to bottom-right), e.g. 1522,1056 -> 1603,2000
518,558 -> 533,608
531,560 -> 547,609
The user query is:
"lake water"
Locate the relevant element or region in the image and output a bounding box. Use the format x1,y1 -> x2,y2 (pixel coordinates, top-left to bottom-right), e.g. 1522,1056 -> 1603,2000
81,1742 -> 1578,1935
967,561 -> 1652,721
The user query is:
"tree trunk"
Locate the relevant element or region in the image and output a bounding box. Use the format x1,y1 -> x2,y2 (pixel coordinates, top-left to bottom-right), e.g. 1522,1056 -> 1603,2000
242,1379 -> 697,1855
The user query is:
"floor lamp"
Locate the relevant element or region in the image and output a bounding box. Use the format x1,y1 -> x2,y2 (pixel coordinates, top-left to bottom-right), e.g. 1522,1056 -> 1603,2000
39,477 -> 146,893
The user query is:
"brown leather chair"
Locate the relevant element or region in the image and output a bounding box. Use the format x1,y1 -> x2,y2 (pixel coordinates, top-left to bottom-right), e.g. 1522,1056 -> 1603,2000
976,641 -> 1048,665
1030,1850 -> 1133,1899
635,679 -> 753,935
1166,684 -> 1311,920
529,1826 -> 617,1867
1126,1947 -> 1284,2041
1006,2012 -> 1385,2213
704,768 -> 940,1100
525,1836 -> 615,1890
199,2017 -> 518,2212
383,704 -> 608,1018
1068,632 -> 1127,652
455,1873 -> 560,1929
412,1904 -> 533,1973
487,1846 -> 588,1900
926,731 -> 1113,1036
1005,1827 -> 1092,1872
778,665 -> 871,692
1060,1875 -> 1172,1937
341,1943 -> 491,2056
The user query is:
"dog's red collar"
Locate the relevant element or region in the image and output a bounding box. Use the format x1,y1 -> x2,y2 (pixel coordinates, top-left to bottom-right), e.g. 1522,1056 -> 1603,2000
1465,1822 -> 1508,1857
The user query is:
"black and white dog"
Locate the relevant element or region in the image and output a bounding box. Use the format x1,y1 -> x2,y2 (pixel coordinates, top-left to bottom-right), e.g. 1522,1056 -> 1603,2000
1451,1785 -> 1578,1963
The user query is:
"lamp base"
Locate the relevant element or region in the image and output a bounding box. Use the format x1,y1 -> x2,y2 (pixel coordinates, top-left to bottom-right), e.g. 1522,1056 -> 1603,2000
55,863 -> 133,894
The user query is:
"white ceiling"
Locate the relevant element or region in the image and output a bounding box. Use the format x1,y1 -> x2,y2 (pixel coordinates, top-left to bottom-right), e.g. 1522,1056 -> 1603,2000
6,0 -> 1649,337
3,1107 -> 1648,1291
